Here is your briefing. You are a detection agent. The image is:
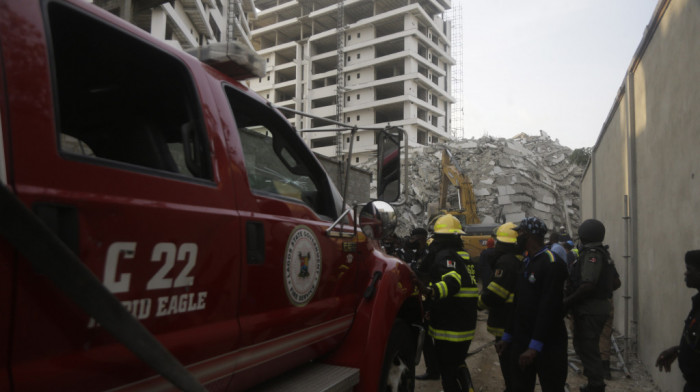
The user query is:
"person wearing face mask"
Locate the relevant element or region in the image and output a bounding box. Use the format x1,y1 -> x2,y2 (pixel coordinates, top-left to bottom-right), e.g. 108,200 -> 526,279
495,217 -> 569,392
478,222 -> 522,392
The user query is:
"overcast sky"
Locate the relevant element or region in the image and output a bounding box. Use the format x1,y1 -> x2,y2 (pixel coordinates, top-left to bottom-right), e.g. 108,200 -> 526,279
458,0 -> 659,149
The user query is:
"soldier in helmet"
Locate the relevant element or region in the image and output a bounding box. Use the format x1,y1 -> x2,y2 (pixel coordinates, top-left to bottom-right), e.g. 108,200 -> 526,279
478,222 -> 522,392
564,219 -> 614,392
419,214 -> 478,392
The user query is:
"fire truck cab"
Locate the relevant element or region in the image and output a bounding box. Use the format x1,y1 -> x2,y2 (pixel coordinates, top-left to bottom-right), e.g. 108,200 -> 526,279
0,0 -> 421,390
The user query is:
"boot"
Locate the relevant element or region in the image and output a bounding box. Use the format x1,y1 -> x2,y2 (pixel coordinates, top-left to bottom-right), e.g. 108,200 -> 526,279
602,360 -> 612,380
456,364 -> 474,392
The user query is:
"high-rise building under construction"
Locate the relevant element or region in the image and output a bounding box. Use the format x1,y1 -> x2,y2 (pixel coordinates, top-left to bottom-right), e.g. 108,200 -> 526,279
248,0 -> 456,165
91,0 -> 456,166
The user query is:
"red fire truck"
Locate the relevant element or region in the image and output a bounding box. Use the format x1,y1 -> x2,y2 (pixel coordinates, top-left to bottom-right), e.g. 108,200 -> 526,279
0,0 -> 422,390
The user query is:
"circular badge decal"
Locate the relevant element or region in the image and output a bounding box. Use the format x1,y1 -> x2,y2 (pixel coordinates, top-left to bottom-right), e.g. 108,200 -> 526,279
284,226 -> 322,306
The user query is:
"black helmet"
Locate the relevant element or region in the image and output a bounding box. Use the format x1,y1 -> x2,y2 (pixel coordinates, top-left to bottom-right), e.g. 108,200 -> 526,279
578,219 -> 605,243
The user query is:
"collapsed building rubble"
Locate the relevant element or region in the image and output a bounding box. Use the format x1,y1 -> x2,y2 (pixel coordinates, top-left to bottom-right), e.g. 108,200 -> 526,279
362,131 -> 585,238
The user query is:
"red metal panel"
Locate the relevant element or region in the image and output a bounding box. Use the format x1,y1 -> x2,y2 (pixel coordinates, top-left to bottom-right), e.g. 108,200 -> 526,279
2,0 -> 244,390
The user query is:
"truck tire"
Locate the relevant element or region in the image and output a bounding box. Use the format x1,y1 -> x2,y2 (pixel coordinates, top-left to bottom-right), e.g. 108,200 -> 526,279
379,319 -> 416,392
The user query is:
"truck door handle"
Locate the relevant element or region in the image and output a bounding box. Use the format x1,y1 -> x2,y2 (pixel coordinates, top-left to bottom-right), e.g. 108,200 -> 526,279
246,221 -> 265,264
364,270 -> 382,299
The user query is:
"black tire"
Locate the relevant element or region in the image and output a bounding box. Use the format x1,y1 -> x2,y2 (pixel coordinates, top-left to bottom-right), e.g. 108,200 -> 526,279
379,319 -> 416,392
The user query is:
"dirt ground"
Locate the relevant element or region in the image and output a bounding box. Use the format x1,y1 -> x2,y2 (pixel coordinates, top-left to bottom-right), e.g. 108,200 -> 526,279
415,309 -> 661,392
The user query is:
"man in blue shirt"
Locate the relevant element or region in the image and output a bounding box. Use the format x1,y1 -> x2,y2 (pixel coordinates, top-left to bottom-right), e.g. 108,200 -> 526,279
496,217 -> 569,392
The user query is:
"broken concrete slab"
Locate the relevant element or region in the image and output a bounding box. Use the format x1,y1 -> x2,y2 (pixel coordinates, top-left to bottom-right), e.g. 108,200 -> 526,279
359,133 -> 584,238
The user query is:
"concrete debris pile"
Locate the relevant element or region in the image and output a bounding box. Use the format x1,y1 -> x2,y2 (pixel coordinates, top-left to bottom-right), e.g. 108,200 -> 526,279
362,131 -> 585,237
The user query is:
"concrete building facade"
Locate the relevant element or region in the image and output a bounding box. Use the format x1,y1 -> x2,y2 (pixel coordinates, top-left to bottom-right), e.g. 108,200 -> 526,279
580,1 -> 700,390
91,0 -> 256,51
247,0 -> 455,165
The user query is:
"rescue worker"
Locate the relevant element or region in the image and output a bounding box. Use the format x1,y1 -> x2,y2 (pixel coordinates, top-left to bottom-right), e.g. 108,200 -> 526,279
656,249 -> 700,391
599,251 -> 620,380
564,219 -> 612,392
478,237 -> 497,288
382,233 -> 404,259
405,227 -> 429,268
599,299 -> 615,380
563,240 -> 577,273
406,227 -> 440,380
572,245 -> 580,260
496,217 -> 569,392
548,232 -> 567,263
478,222 -> 522,392
420,214 -> 478,392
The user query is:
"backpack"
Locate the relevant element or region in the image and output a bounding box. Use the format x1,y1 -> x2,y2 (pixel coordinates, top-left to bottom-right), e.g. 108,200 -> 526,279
579,244 -> 621,297
595,244 -> 621,294
607,255 -> 622,292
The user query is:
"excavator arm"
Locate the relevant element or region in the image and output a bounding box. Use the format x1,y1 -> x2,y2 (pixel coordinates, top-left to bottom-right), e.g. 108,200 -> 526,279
438,149 -> 480,225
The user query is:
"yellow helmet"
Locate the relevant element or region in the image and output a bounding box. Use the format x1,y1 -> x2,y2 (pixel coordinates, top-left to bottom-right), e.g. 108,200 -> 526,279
433,214 -> 465,235
496,222 -> 518,244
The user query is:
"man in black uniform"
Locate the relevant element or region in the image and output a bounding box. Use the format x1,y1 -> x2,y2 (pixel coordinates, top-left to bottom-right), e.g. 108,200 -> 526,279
496,217 -> 568,392
406,227 -> 440,380
405,227 -> 429,268
421,214 -> 478,392
478,222 -> 522,392
478,237 -> 497,288
656,249 -> 700,391
564,219 -> 613,392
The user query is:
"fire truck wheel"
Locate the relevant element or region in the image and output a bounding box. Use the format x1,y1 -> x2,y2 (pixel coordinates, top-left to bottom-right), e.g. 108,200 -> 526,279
379,319 -> 416,392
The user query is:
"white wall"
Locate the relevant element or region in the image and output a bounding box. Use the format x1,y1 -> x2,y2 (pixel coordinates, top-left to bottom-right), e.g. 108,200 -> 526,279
580,1 -> 700,390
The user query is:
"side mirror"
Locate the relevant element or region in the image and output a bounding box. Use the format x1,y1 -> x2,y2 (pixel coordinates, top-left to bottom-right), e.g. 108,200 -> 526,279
376,128 -> 401,202
359,201 -> 397,240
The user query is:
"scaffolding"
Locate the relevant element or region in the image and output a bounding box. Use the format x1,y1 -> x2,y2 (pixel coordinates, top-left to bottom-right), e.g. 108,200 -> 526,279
446,3 -> 463,139
335,0 -> 346,186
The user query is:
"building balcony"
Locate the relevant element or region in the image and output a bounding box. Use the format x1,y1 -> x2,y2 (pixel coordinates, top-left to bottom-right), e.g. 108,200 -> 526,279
180,0 -> 213,38
310,145 -> 338,158
308,85 -> 337,99
309,105 -> 337,119
161,3 -> 197,49
250,17 -> 299,40
255,0 -> 300,24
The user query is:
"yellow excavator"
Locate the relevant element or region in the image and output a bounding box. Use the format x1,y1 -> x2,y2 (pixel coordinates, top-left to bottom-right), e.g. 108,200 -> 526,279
428,149 -> 499,261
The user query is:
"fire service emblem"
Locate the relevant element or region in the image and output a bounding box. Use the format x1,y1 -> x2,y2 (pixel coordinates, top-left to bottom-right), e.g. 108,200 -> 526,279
284,226 -> 322,306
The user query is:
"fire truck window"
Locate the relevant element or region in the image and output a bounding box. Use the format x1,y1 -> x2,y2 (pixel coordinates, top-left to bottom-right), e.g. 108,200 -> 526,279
224,86 -> 333,218
47,3 -> 212,181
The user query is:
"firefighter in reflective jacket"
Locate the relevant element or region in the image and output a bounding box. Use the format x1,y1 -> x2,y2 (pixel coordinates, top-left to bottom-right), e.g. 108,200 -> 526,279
478,222 -> 522,392
421,214 -> 478,392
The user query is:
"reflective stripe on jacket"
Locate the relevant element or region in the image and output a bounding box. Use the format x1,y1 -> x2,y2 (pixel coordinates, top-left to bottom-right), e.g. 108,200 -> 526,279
478,252 -> 521,338
427,245 -> 478,342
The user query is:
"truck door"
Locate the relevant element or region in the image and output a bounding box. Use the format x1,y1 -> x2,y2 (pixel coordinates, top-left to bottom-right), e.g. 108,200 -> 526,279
3,1 -> 241,390
0,16 -> 11,388
223,86 -> 361,384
